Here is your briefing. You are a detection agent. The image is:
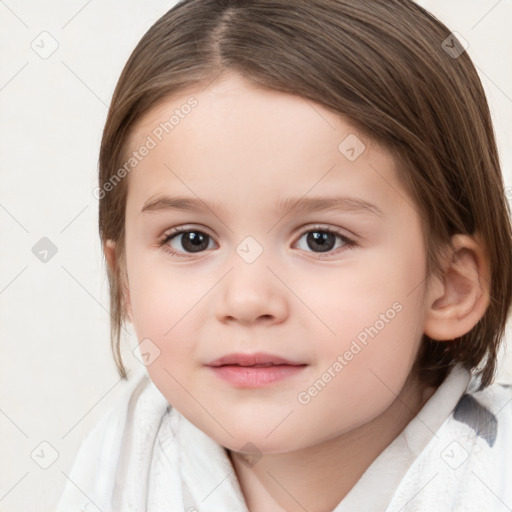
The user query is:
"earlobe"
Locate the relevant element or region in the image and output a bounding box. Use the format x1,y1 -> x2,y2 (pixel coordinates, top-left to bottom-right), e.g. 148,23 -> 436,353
104,239 -> 117,271
423,234 -> 490,341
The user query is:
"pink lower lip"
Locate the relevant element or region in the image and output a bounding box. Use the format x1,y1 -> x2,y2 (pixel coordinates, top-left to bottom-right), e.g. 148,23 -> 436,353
208,364 -> 306,387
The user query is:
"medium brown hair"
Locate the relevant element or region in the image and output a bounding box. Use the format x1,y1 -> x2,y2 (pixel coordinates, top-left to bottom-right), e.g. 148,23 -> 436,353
98,0 -> 512,390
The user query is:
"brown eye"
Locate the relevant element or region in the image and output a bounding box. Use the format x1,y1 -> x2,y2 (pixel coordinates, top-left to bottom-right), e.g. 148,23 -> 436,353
161,228 -> 215,256
295,227 -> 355,257
305,231 -> 337,252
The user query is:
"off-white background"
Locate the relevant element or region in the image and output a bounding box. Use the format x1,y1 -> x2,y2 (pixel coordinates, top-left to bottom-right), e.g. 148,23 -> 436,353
0,1 -> 511,511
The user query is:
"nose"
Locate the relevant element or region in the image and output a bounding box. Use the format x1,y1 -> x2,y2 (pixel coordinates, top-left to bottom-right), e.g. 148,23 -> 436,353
215,259 -> 289,326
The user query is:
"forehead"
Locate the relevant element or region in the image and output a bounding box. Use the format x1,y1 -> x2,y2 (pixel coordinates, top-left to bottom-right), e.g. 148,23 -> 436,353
123,73 -> 405,217
127,72 -> 380,161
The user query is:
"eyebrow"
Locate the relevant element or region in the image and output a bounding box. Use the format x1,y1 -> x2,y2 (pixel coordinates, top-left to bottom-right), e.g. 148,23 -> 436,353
140,195 -> 383,218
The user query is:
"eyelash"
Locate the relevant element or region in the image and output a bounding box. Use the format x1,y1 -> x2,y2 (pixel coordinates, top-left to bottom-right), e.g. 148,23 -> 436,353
158,225 -> 357,259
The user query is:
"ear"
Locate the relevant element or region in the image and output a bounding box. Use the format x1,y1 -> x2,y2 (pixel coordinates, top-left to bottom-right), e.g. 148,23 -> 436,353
104,239 -> 133,322
423,233 -> 490,340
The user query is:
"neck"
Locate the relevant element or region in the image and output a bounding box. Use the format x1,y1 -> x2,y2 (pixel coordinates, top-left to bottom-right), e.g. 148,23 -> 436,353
228,372 -> 437,512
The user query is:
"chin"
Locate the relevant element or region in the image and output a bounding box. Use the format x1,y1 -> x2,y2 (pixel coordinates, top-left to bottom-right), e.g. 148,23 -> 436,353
184,412 -> 290,451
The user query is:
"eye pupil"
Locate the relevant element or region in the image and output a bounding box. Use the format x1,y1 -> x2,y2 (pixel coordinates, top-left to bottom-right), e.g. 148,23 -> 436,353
182,231 -> 208,252
307,231 -> 336,252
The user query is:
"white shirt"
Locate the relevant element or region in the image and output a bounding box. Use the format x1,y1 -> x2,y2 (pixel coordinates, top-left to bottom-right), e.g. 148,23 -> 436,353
56,363 -> 512,511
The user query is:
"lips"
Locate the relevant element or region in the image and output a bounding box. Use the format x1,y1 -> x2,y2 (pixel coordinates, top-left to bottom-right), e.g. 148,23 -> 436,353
206,352 -> 304,367
206,352 -> 307,388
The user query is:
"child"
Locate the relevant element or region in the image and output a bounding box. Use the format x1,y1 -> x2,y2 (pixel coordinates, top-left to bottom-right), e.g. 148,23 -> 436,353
58,0 -> 512,510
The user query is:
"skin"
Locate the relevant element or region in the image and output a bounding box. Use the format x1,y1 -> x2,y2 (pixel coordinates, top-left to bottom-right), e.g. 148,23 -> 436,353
105,72 -> 490,511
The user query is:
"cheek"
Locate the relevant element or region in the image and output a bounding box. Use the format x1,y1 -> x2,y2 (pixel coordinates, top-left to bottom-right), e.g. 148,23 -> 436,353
307,233 -> 427,383
127,266 -> 202,405
125,250 -> 201,365
298,300 -> 425,437
316,247 -> 425,344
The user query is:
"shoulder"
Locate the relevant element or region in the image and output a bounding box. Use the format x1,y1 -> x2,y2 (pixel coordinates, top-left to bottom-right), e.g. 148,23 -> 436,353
78,368 -> 169,457
386,376 -> 512,511
452,379 -> 512,448
85,368 -> 162,446
56,369 -> 169,511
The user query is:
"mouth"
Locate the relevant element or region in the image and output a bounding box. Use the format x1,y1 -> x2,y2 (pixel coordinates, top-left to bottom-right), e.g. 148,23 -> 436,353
207,352 -> 304,367
206,352 -> 307,387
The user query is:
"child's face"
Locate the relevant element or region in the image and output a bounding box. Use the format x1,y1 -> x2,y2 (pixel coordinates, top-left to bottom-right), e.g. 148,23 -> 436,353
121,72 -> 432,453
